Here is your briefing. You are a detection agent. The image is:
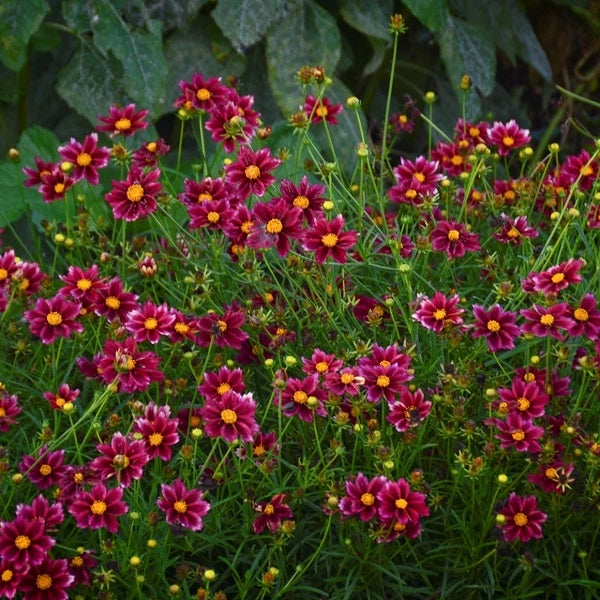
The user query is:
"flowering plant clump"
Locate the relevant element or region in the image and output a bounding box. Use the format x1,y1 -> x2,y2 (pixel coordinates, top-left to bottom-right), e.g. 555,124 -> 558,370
1,13 -> 600,599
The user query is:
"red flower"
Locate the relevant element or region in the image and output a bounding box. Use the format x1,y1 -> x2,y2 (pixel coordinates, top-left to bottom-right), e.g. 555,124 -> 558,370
12,261 -> 46,295
279,176 -> 326,225
497,377 -> 548,419
131,138 -> 170,169
471,304 -> 521,352
324,366 -> 363,397
339,473 -> 387,522
198,366 -> 245,401
494,413 -> 544,453
520,303 -> 574,341
562,149 -> 599,191
413,292 -> 465,333
19,557 -> 75,600
386,387 -> 432,431
43,383 -> 80,411
301,348 -> 343,377
486,119 -> 530,156
532,258 -> 583,295
0,250 -> 18,289
225,147 -> 280,200
58,133 -> 110,185
389,155 -> 442,204
302,214 -> 357,264
38,167 -> 75,203
133,407 -> 180,461
197,304 -> 249,350
187,198 -> 234,231
124,300 -> 175,344
566,293 -> 600,339
16,495 -> 64,531
253,494 -> 293,534
304,95 -> 343,124
200,391 -> 259,443
493,215 -> 538,245
528,459 -> 575,494
0,392 -> 21,432
68,483 -> 128,534
19,446 -> 67,489
167,309 -> 200,344
377,477 -> 429,525
97,103 -> 149,137
157,479 -> 211,531
431,141 -> 470,177
0,557 -> 20,599
359,363 -> 411,404
24,295 -> 83,345
178,176 -> 228,209
22,156 -> 55,187
92,276 -> 138,323
90,432 -> 149,488
58,264 -> 106,308
0,516 -> 55,569
431,220 -> 481,259
275,374 -> 327,422
105,168 -> 162,221
499,493 -> 547,542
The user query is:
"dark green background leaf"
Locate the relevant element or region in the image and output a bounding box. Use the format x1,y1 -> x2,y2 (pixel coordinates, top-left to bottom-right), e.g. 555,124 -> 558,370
340,0 -> 394,41
401,0 -> 449,33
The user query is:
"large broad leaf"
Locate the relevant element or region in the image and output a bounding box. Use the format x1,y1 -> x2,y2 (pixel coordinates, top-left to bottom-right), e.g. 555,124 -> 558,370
0,0 -> 50,70
340,0 -> 394,41
56,42 -> 128,126
212,0 -> 287,51
401,0 -> 449,32
91,0 -> 168,114
266,0 -> 341,115
142,0 -> 210,30
62,0 -> 93,32
438,16 -> 496,96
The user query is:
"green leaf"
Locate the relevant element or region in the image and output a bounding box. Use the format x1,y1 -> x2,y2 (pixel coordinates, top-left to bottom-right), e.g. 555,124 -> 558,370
438,16 -> 496,96
91,0 -> 168,114
212,0 -> 287,51
0,0 -> 50,70
56,42 -> 128,126
62,0 -> 93,33
401,0 -> 449,32
266,0 -> 341,115
340,0 -> 394,41
143,0 -> 210,30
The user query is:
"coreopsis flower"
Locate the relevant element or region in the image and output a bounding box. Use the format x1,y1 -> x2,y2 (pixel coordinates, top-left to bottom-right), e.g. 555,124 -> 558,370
124,300 -> 175,344
57,466 -> 100,503
97,337 -> 163,394
0,392 -> 21,432
454,118 -> 489,145
493,215 -> 538,245
15,494 -> 64,530
67,550 -> 97,587
275,374 -> 327,422
247,198 -> 303,257
0,249 -> 18,289
178,176 -> 228,209
376,516 -> 423,542
188,198 -> 234,231
38,167 -> 75,203
324,366 -> 364,397
225,147 -> 280,200
19,556 -> 75,600
471,304 -> 521,352
90,432 -> 149,488
97,103 -> 149,137
223,204 -> 254,251
198,366 -> 245,401
248,431 -> 279,465
157,479 -> 211,531
413,291 -> 464,333
499,493 -> 547,542
497,377 -> 548,419
205,95 -> 259,153
0,558 -> 20,599
339,473 -> 387,522
68,483 -> 128,534
430,220 -> 481,259
352,295 -> 389,328
431,141 -> 470,176
486,119 -> 530,156
19,446 -> 67,489
389,111 -> 415,134
494,413 -> 544,453
532,258 -> 583,295
22,156 -> 55,187
58,264 -> 106,308
134,408 -> 180,460
200,390 -> 259,443
566,293 -> 600,339
303,95 -> 343,124
358,343 -> 412,371
0,515 -> 55,569
197,304 -> 249,350
528,459 -> 575,494
176,406 -> 204,433
131,138 -> 170,169
58,133 -> 110,185
174,73 -> 228,112
520,303 -> 574,341
92,276 -> 138,322
279,176 -> 326,224
43,383 -> 80,410
167,310 -> 200,344
105,168 -> 162,221
359,363 -> 411,404
24,295 -> 83,345
12,260 -> 46,295
513,366 -> 572,399
386,387 -> 432,431
301,349 -> 343,377
389,156 -> 442,204
377,477 -> 429,526
562,149 -> 599,191
253,494 -> 293,534
302,214 -> 358,264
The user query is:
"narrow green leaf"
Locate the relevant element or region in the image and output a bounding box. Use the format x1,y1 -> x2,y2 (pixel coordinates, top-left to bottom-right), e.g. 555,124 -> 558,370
266,0 -> 341,115
438,16 -> 496,96
91,0 -> 168,113
401,0 -> 449,32
0,0 -> 50,70
212,0 -> 287,51
340,0 -> 394,41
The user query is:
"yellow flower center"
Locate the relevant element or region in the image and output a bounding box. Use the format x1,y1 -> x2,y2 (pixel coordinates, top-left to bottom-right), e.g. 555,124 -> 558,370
39,464 -> 52,476
15,535 -> 31,550
487,319 -> 501,332
315,104 -> 328,118
217,383 -> 231,395
433,308 -> 447,321
217,319 -> 227,332
580,165 -> 593,176
405,189 -> 417,199
36,574 -> 52,590
173,500 -> 187,513
54,182 -> 65,194
91,500 -> 107,515
149,432 -> 163,446
125,356 -> 136,370
55,397 -> 65,407
221,408 -> 237,424
517,397 -> 530,411
113,454 -> 130,469
341,373 -> 355,384
264,503 -> 275,515
1,569 -> 13,582
144,317 -> 158,330
551,272 -> 565,284
469,127 -> 480,137
19,279 -> 30,291
71,556 -> 84,568
293,195 -> 310,209
105,296 -> 121,309
0,408 -> 5,417
240,220 -> 253,234
513,512 -> 528,527
497,401 -> 508,414
523,373 -> 535,383
511,430 -> 525,441
46,311 -> 63,326
507,227 -> 520,238
395,498 -> 408,510
146,142 -> 157,152
540,314 -> 554,326
190,416 -> 201,427
574,308 -> 589,321
502,136 -> 515,147
115,118 -> 132,131
126,184 -> 144,202
76,278 -> 92,291
175,322 -> 189,334
360,493 -> 375,506
321,233 -> 338,248
414,172 -> 425,183
293,391 -> 308,404
244,165 -> 260,180
379,360 -> 391,368
198,193 -> 213,203
451,155 -> 463,166
253,444 -> 265,457
376,375 -> 390,387
207,211 -> 220,223
0,268 -> 7,280
545,467 -> 558,480
266,219 -> 283,234
77,152 -> 92,167
398,114 -> 408,124
73,472 -> 84,483
447,229 -> 460,242
197,88 -> 211,101
315,361 -> 328,373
